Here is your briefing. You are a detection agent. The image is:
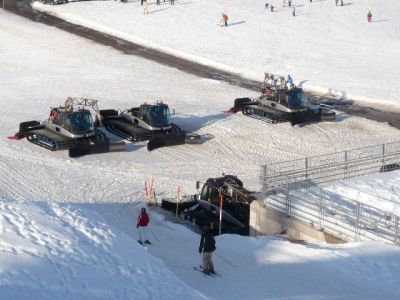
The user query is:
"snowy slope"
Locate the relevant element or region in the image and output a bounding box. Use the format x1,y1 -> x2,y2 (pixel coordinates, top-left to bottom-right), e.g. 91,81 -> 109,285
1,9 -> 400,300
0,198 -> 204,300
32,0 -> 400,107
1,196 -> 400,300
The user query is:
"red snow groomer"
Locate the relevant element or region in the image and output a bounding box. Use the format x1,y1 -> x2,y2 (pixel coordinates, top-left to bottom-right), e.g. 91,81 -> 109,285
227,73 -> 336,126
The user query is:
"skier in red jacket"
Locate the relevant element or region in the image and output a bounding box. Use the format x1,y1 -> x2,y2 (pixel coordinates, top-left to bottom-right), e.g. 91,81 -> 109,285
137,207 -> 150,244
222,14 -> 229,27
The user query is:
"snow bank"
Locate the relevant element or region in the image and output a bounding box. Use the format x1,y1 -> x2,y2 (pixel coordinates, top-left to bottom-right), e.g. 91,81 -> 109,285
32,0 -> 400,108
0,198 -> 204,300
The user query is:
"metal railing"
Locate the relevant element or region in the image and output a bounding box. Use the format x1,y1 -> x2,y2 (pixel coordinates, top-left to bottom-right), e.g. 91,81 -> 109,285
264,186 -> 400,245
261,141 -> 400,193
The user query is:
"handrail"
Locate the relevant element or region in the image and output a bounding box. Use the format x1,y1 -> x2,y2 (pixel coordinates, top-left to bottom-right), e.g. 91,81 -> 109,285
264,186 -> 400,245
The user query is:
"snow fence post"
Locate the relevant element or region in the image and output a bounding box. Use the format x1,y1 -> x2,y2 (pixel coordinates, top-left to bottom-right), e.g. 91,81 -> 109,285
354,202 -> 362,242
318,188 -> 325,230
219,188 -> 223,235
285,183 -> 291,216
261,164 -> 267,196
176,186 -> 181,221
344,150 -> 349,179
305,157 -> 309,180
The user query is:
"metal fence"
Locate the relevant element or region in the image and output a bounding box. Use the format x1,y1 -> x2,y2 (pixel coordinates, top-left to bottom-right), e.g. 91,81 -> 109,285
264,186 -> 400,245
261,141 -> 400,194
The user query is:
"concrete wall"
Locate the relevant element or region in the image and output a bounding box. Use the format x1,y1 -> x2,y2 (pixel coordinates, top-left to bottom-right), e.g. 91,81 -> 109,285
250,200 -> 345,244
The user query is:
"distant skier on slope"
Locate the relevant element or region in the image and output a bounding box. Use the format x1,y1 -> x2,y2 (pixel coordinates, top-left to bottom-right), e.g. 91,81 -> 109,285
222,13 -> 229,26
292,7 -> 296,17
137,207 -> 151,244
287,75 -> 294,88
199,225 -> 216,275
367,11 -> 372,23
143,0 -> 149,14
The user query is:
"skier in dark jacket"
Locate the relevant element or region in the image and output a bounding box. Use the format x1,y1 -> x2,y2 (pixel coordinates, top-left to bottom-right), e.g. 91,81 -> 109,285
198,225 -> 216,274
367,11 -> 372,23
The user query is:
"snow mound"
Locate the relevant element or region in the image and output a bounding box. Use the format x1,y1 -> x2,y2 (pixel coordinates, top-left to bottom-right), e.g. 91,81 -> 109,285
0,198 -> 204,300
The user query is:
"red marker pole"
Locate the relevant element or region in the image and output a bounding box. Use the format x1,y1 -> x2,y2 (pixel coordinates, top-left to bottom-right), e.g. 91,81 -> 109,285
219,194 -> 223,235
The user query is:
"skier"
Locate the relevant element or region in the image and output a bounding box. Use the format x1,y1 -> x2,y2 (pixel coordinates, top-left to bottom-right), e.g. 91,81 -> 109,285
265,2 -> 269,9
137,207 -> 151,244
288,0 -> 292,8
367,10 -> 372,23
292,7 -> 295,17
287,75 -> 294,88
271,5 -> 274,12
170,0 -> 174,5
340,0 -> 343,6
222,13 -> 229,26
143,0 -> 148,14
156,0 -> 160,4
199,225 -> 216,274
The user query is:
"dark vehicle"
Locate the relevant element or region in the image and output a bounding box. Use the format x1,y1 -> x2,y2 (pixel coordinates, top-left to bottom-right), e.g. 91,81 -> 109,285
41,0 -> 69,5
162,175 -> 257,235
228,73 -> 336,126
100,102 -> 201,151
10,97 -> 125,157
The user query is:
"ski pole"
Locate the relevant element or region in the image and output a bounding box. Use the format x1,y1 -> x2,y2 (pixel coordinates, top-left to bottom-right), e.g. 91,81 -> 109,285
138,227 -> 143,243
199,253 -> 203,268
215,251 -> 236,268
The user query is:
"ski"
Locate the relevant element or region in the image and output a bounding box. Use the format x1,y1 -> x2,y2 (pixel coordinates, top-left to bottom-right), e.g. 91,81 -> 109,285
137,240 -> 152,245
193,266 -> 215,277
198,265 -> 221,277
193,266 -> 221,277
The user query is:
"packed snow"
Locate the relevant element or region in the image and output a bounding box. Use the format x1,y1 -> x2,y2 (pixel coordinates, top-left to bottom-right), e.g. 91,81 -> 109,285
323,170 -> 400,215
0,198 -> 203,299
1,4 -> 400,300
32,0 -> 400,108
